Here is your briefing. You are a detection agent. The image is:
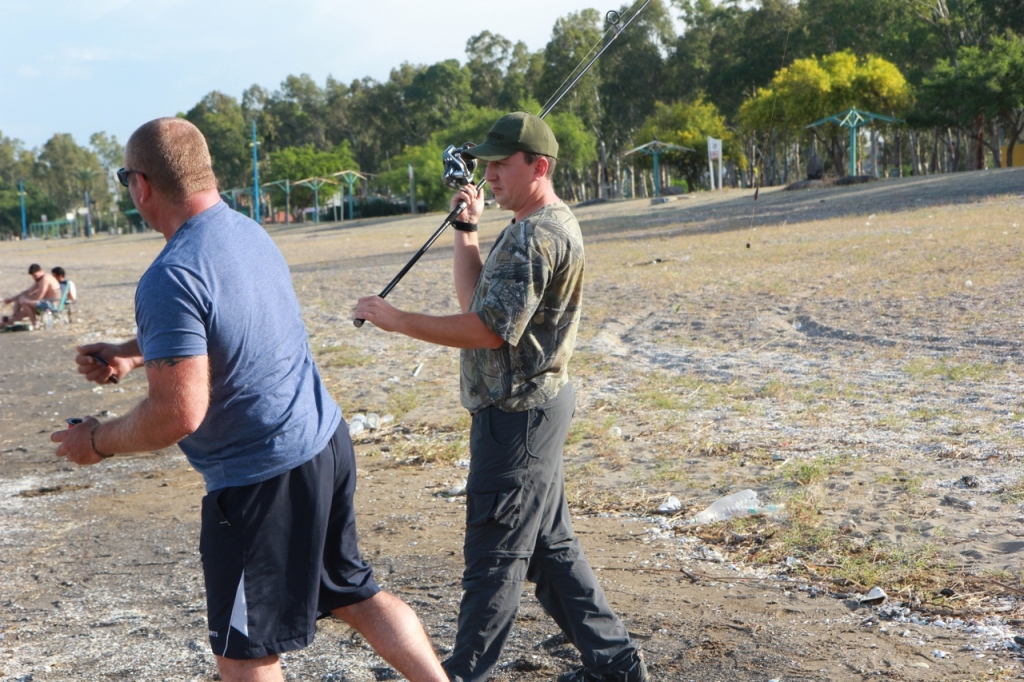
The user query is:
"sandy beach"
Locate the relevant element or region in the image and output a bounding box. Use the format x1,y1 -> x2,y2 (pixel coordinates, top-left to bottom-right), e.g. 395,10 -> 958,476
3,167 -> 1024,681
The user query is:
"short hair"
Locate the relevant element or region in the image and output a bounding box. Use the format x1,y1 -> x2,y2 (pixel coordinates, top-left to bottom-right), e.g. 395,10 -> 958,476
125,117 -> 218,202
51,267 -> 65,278
28,264 -> 41,274
523,152 -> 557,179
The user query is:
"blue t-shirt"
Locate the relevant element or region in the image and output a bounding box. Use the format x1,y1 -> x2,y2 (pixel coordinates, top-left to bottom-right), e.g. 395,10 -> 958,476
135,201 -> 341,491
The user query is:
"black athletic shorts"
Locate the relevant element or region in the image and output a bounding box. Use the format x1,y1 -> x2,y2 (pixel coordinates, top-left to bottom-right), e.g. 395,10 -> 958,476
200,423 -> 380,659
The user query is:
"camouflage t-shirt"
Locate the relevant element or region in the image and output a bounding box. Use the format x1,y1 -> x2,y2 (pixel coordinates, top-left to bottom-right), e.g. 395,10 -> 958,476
461,201 -> 584,413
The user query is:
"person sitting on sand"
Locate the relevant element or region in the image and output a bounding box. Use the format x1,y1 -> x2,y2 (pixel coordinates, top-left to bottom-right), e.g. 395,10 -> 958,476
49,267 -> 77,303
3,264 -> 61,328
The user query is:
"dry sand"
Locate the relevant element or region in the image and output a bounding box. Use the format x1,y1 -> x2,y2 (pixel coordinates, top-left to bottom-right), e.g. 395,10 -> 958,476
2,167 -> 1024,681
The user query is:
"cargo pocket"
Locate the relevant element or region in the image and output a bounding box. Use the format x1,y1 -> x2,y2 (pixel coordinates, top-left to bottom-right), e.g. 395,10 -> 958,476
467,485 -> 523,531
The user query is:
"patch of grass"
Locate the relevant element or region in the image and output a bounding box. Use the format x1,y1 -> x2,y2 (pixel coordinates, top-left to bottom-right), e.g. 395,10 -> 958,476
314,344 -> 372,369
566,416 -> 619,445
873,471 -> 926,495
908,407 -> 949,422
386,389 -> 422,419
721,490 -> 955,592
905,357 -> 1001,382
649,457 -> 694,484
1000,478 -> 1024,504
779,454 -> 849,486
755,379 -> 787,399
384,434 -> 468,466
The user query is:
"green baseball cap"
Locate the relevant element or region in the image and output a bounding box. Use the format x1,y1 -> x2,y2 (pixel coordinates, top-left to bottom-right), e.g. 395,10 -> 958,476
464,112 -> 559,161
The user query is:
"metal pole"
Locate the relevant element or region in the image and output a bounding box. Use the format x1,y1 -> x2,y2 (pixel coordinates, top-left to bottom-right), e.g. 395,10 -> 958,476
314,183 -> 320,224
19,180 -> 27,240
252,119 -> 261,224
850,125 -> 857,177
347,176 -> 355,220
653,152 -> 661,197
84,190 -> 92,237
285,181 -> 290,225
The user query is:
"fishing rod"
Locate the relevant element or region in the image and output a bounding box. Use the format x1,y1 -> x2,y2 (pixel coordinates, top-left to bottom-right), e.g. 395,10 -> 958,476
354,0 -> 652,328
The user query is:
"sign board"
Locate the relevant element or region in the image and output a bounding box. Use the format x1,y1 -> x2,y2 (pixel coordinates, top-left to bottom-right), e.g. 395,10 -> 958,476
707,137 -> 724,190
708,137 -> 722,161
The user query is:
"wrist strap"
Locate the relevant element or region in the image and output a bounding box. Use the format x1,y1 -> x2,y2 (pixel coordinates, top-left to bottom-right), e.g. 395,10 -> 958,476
452,220 -> 478,232
90,424 -> 114,459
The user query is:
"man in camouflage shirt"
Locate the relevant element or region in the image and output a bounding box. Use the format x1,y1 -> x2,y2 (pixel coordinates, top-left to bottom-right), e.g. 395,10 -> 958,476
354,112 -> 648,682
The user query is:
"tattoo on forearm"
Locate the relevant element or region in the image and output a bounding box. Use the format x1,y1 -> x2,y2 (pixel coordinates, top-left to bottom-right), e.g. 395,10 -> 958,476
145,356 -> 196,370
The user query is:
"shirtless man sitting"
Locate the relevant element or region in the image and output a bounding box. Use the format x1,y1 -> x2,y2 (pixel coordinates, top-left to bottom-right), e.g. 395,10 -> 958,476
3,264 -> 61,328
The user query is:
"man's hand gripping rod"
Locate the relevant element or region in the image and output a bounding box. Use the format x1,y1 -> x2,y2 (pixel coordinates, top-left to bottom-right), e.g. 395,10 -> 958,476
352,175 -> 486,328
352,0 -> 650,329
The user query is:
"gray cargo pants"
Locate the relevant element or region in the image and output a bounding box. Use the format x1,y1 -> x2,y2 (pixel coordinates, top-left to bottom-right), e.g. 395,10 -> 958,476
443,383 -> 640,682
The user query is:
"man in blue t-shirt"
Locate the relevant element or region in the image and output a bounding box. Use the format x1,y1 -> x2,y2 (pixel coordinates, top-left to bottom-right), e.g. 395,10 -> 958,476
51,117 -> 447,682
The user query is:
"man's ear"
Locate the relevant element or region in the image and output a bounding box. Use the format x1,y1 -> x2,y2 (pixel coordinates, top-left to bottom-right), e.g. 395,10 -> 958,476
534,155 -> 550,180
135,173 -> 153,203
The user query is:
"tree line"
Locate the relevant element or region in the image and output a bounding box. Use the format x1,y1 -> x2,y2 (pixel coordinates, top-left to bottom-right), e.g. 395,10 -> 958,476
2,0 -> 1022,234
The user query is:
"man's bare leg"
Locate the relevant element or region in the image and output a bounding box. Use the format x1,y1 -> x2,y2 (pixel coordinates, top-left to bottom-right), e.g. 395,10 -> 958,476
10,297 -> 33,324
332,591 -> 448,682
215,653 -> 283,682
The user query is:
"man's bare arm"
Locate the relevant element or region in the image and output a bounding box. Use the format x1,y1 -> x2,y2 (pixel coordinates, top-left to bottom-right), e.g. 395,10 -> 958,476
54,354 -> 211,464
354,296 -> 503,350
97,354 -> 211,453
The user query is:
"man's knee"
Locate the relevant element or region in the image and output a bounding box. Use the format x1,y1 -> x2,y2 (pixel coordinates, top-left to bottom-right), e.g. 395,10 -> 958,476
331,590 -> 406,629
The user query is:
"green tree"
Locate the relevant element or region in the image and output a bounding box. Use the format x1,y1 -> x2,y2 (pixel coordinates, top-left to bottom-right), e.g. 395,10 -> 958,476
379,107 -> 501,213
89,132 -> 124,172
635,97 -> 746,189
345,64 -> 423,172
405,60 -> 473,135
184,92 -> 249,189
537,9 -> 604,132
667,0 -> 798,120
466,31 -> 516,109
258,74 -> 328,151
598,0 -> 675,151
35,133 -> 108,216
546,110 -> 599,200
913,31 -> 1024,166
500,42 -> 545,110
665,0 -> 745,104
264,142 -> 359,218
738,51 -> 910,174
0,132 -> 58,236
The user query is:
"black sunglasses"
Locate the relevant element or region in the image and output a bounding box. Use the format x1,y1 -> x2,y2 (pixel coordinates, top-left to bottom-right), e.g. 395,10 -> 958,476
116,167 -> 147,187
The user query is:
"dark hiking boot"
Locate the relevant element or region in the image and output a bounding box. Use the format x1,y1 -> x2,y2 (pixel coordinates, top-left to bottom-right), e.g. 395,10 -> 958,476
557,652 -> 650,682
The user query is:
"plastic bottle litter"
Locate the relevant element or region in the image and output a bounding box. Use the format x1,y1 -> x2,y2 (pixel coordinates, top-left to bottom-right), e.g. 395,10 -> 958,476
444,479 -> 467,497
380,414 -> 395,425
365,413 -> 381,430
44,310 -> 53,330
348,420 -> 365,436
608,426 -> 622,438
657,496 -> 682,513
690,489 -> 782,524
860,586 -> 887,606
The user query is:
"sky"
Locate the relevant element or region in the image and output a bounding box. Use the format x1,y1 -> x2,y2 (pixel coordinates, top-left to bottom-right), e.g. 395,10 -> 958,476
1,0 -> 637,152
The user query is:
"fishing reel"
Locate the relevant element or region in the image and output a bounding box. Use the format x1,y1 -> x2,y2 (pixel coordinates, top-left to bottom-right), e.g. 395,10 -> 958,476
442,143 -> 478,190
